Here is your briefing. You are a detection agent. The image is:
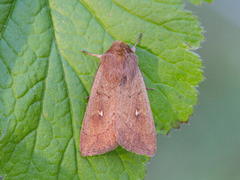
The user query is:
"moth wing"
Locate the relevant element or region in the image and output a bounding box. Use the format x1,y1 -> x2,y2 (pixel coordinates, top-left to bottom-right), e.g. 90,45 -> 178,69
80,66 -> 119,157
115,67 -> 156,157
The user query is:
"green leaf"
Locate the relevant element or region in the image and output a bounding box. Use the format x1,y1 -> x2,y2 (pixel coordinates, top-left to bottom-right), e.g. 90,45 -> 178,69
187,0 -> 213,5
0,0 -> 204,179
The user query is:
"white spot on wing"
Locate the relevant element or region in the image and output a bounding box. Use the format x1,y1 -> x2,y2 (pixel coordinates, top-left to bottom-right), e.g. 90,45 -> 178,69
99,110 -> 103,117
135,109 -> 139,116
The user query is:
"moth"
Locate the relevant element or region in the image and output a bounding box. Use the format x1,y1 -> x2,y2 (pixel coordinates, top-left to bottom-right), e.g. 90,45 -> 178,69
80,33 -> 156,157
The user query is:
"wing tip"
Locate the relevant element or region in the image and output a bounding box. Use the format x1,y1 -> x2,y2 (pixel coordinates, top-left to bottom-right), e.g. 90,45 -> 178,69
80,141 -> 119,157
117,137 -> 157,157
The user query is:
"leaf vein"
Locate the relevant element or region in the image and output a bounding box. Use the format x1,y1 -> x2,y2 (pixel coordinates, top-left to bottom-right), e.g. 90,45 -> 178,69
58,50 -> 79,179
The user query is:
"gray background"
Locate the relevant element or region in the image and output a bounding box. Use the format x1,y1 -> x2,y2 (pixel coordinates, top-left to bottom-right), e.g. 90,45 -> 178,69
146,0 -> 240,179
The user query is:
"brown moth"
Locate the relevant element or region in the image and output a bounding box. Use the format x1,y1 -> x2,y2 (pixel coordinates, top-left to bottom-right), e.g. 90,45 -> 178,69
80,33 -> 156,157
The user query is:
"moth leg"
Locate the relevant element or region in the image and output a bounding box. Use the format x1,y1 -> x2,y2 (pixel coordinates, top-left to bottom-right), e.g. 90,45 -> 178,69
131,32 -> 142,53
146,87 -> 154,90
82,50 -> 102,58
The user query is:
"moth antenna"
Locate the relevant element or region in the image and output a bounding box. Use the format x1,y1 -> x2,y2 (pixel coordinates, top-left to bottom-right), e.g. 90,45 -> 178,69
146,87 -> 154,90
82,50 -> 102,58
131,33 -> 142,53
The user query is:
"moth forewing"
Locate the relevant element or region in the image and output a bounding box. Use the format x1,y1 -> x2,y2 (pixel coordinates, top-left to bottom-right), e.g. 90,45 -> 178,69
114,61 -> 156,157
80,65 -> 119,157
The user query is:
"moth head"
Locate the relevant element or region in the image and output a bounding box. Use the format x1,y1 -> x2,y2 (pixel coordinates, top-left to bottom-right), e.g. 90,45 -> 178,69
108,41 -> 133,56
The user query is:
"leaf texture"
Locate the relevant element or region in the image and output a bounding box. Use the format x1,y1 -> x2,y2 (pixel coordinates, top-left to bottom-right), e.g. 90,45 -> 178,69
0,0 -> 208,179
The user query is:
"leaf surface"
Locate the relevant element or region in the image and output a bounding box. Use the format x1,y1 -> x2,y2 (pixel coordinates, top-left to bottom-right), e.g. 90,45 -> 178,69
0,0 -> 207,179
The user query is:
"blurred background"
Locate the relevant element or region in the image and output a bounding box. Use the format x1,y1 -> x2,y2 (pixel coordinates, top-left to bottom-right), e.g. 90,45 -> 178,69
146,0 -> 240,179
